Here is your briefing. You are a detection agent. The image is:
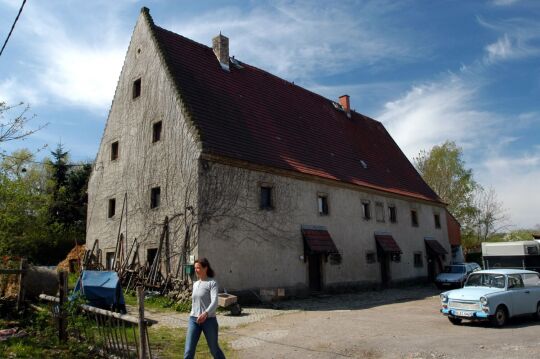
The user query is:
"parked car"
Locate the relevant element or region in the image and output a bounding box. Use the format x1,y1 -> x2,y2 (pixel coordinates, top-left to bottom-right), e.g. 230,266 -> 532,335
440,269 -> 540,327
435,263 -> 481,289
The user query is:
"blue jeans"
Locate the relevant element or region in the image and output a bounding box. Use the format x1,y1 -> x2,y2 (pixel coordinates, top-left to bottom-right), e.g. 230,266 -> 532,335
184,316 -> 226,359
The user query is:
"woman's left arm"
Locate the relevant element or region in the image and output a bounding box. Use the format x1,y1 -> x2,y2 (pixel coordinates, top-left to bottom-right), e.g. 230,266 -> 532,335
206,280 -> 219,315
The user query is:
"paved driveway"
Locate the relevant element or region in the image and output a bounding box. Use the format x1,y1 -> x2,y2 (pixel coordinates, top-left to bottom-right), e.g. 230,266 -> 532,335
224,286 -> 540,359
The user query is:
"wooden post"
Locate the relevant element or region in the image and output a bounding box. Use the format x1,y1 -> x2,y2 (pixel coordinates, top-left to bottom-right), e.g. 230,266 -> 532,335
16,258 -> 27,311
58,271 -> 68,342
137,286 -> 147,359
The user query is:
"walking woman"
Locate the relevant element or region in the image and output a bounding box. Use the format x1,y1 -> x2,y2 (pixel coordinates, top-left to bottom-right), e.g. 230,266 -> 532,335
184,257 -> 226,359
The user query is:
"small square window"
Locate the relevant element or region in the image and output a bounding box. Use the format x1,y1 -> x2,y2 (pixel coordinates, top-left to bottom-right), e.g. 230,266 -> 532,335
389,205 -> 397,223
414,252 -> 423,267
362,201 -> 371,220
105,252 -> 115,270
375,202 -> 385,222
111,141 -> 119,161
318,195 -> 329,215
434,214 -> 441,229
150,187 -> 161,209
152,121 -> 162,143
108,198 -> 116,218
260,186 -> 273,210
133,78 -> 141,99
366,251 -> 376,264
411,209 -> 419,227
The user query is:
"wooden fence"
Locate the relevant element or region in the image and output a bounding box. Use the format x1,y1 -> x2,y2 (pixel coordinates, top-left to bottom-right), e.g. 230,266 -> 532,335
40,286 -> 155,359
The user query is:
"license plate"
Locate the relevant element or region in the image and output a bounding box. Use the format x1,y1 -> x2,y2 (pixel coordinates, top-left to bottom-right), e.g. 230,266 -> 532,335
455,310 -> 473,317
442,283 -> 451,286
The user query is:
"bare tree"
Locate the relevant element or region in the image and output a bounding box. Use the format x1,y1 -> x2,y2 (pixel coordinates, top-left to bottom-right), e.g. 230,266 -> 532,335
0,102 -> 46,146
471,187 -> 509,244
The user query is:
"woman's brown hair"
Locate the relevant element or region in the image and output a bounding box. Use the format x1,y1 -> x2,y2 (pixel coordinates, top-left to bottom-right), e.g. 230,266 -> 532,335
194,257 -> 215,278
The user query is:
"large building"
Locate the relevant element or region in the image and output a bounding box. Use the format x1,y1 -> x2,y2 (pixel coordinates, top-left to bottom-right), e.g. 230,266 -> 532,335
86,8 -> 454,294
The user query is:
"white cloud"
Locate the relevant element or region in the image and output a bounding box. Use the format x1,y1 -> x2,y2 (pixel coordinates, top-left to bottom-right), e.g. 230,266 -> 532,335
376,69 -> 538,228
377,72 -> 499,158
479,17 -> 540,63
1,1 -> 128,111
477,150 -> 540,228
492,0 -> 521,6
167,2 -> 421,80
0,77 -> 41,105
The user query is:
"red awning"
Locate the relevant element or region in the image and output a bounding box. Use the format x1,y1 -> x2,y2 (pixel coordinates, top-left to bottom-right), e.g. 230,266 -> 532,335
302,228 -> 339,254
375,234 -> 402,254
425,239 -> 448,255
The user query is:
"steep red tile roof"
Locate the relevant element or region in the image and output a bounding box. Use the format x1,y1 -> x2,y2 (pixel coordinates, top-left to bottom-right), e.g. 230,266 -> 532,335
147,12 -> 442,203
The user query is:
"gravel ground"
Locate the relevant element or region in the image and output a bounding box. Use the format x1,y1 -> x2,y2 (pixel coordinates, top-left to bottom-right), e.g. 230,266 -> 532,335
224,287 -> 540,359
129,286 -> 540,358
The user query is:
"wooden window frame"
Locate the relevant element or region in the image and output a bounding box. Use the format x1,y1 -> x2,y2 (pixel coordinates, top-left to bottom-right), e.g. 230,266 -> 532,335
108,198 -> 116,218
152,121 -> 162,143
111,141 -> 119,161
411,209 -> 419,227
318,194 -> 329,216
133,78 -> 142,99
150,187 -> 161,209
259,186 -> 273,210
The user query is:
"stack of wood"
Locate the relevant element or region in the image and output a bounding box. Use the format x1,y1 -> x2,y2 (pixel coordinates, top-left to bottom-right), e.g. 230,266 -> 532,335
165,278 -> 193,304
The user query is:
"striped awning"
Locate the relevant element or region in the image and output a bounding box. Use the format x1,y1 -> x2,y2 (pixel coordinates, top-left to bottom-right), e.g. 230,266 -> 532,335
425,239 -> 448,255
302,227 -> 339,254
375,234 -> 402,254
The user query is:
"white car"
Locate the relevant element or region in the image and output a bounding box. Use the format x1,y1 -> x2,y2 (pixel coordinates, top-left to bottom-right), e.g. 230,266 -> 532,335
435,263 -> 481,289
440,269 -> 540,327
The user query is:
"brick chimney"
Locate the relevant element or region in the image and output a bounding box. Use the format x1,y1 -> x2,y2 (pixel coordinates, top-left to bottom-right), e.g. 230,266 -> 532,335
339,95 -> 351,117
212,33 -> 229,70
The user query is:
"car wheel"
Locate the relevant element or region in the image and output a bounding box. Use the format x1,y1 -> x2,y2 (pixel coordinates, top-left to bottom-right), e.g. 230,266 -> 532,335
448,317 -> 462,325
536,302 -> 540,321
490,306 -> 508,327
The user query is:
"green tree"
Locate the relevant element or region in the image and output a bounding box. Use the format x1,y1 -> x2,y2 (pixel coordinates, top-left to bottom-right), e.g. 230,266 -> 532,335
46,144 -> 92,247
413,141 -> 477,226
0,149 -> 50,261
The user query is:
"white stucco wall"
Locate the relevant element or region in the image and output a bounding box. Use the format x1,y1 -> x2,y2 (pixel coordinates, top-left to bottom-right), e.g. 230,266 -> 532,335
198,161 -> 451,292
86,12 -> 200,269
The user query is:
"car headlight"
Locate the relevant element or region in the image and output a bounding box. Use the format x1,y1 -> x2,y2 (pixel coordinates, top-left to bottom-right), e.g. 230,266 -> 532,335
440,293 -> 448,302
480,296 -> 488,306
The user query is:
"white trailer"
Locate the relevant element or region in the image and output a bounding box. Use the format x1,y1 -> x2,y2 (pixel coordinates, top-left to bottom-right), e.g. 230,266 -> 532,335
482,241 -> 540,272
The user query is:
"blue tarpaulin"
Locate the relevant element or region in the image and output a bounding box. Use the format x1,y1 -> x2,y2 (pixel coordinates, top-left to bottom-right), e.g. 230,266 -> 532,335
73,270 -> 126,313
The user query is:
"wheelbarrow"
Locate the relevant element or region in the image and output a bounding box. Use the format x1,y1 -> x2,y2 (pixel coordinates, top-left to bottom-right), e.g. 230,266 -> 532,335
218,293 -> 242,316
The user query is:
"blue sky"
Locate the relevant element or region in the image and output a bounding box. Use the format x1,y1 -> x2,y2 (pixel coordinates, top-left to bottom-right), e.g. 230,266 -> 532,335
0,0 -> 539,229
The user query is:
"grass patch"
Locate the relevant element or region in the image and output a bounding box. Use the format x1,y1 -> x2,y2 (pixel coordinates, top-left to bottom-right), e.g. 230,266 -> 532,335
0,310 -> 91,359
124,291 -> 192,313
149,326 -> 234,359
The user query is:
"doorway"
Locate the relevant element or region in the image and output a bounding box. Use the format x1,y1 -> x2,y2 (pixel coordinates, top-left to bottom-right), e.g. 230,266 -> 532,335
308,254 -> 322,291
380,254 -> 391,287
